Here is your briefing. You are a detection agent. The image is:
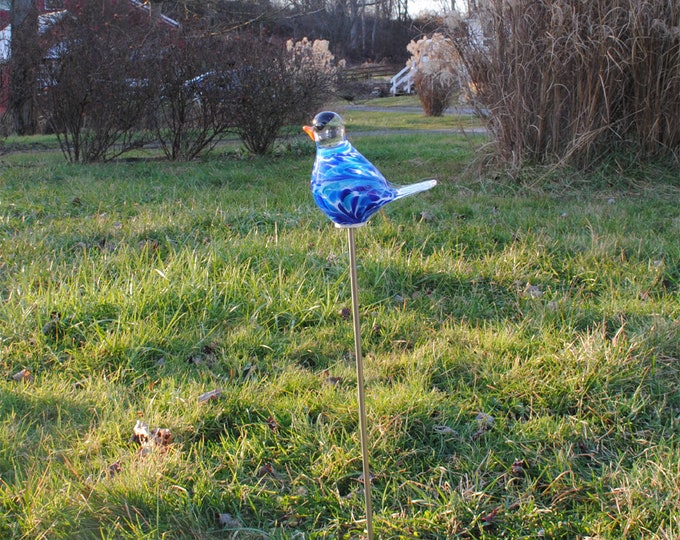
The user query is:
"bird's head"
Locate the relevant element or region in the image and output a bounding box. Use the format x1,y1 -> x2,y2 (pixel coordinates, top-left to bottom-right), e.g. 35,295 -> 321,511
303,111 -> 346,148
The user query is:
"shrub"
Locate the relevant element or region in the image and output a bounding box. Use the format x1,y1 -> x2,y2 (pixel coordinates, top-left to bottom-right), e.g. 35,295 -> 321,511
148,32 -> 236,161
226,36 -> 340,155
38,3 -> 158,162
406,33 -> 460,117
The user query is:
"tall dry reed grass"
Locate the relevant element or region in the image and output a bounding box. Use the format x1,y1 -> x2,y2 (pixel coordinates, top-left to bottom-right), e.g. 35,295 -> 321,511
450,0 -> 680,168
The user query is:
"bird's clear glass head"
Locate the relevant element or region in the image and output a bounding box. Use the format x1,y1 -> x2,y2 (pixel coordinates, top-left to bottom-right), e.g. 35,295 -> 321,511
309,111 -> 346,147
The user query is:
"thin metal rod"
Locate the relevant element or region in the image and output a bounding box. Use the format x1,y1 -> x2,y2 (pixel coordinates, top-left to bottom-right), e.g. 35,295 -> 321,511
347,227 -> 374,540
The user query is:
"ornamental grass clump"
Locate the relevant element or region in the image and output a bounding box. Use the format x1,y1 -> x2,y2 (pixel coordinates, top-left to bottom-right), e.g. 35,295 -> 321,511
449,0 -> 680,168
406,33 -> 460,117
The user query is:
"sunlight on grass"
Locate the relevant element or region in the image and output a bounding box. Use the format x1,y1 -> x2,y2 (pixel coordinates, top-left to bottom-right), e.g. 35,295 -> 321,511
342,110 -> 483,132
0,130 -> 679,538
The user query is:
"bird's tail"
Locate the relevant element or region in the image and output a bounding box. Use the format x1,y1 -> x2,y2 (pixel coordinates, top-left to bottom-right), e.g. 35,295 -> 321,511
395,179 -> 437,200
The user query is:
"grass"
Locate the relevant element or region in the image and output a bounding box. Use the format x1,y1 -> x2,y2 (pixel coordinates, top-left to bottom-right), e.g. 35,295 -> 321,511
338,95 -> 483,133
0,112 -> 679,539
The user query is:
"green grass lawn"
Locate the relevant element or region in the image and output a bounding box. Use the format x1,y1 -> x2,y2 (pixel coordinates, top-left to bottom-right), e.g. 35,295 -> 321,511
336,95 -> 484,133
0,125 -> 679,538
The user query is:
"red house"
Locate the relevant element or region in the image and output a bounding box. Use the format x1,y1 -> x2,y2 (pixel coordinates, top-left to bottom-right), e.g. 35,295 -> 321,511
0,0 -> 178,114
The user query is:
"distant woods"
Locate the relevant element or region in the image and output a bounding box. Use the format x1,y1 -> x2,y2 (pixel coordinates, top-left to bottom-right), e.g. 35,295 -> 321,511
158,0 -> 417,62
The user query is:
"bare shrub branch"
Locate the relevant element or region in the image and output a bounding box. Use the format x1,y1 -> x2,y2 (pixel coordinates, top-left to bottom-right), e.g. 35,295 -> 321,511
148,30 -> 236,161
225,35 -> 340,155
38,4 -> 159,162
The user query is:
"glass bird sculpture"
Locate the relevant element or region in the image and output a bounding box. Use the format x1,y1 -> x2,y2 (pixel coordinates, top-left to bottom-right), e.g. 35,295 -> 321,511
303,111 -> 437,228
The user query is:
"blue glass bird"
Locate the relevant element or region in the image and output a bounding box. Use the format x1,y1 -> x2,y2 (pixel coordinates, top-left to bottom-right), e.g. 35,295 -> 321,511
303,111 -> 437,228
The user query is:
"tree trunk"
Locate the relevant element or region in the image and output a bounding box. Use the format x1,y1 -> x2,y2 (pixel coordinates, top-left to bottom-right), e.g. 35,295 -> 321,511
349,0 -> 359,54
9,0 -> 40,135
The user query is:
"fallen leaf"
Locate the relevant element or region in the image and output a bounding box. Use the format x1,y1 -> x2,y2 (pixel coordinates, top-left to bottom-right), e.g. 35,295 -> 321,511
152,428 -> 173,447
265,416 -> 279,432
357,472 -> 375,484
130,420 -> 151,445
138,239 -> 160,251
258,463 -> 276,477
218,513 -> 241,528
472,413 -> 495,440
433,424 -> 456,435
324,376 -> 343,386
198,389 -> 223,403
511,459 -> 527,477
108,460 -> 122,477
12,368 -> 33,383
526,284 -> 543,298
131,420 -> 173,456
481,506 -> 500,524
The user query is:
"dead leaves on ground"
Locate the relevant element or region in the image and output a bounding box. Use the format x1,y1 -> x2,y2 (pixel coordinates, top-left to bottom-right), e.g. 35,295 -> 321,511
472,412 -> 496,440
129,419 -> 173,458
432,412 -> 496,441
218,513 -> 242,529
11,368 -> 33,383
106,419 -> 174,478
197,388 -> 223,403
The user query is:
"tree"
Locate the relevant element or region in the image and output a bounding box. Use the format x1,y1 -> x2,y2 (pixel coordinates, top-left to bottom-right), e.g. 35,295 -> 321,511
161,0 -> 415,62
9,0 -> 40,135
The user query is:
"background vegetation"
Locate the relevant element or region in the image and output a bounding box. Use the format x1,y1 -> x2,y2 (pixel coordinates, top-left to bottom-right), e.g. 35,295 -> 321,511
8,0 -> 680,172
450,0 -> 680,168
0,110 -> 678,537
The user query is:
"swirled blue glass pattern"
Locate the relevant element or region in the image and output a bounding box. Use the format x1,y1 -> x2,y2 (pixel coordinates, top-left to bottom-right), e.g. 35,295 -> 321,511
304,111 -> 437,228
311,140 -> 398,227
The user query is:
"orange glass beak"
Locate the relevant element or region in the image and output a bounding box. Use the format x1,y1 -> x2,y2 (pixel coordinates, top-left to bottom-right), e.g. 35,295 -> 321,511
303,125 -> 315,140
